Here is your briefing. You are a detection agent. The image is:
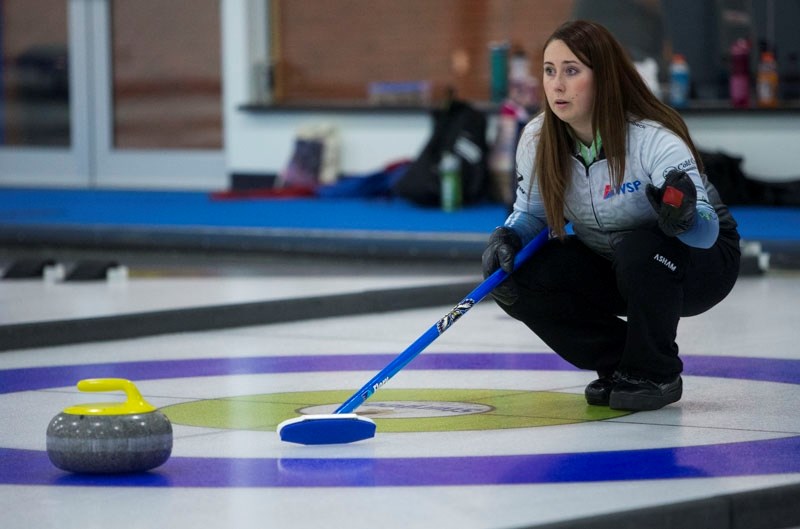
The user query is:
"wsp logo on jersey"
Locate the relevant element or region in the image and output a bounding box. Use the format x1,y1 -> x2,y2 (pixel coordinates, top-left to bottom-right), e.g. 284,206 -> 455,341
603,180 -> 642,199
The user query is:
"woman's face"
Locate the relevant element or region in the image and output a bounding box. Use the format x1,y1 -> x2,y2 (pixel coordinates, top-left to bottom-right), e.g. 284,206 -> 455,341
542,39 -> 595,143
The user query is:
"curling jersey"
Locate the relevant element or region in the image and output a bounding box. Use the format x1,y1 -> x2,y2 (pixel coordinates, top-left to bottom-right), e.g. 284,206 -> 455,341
506,114 -> 738,259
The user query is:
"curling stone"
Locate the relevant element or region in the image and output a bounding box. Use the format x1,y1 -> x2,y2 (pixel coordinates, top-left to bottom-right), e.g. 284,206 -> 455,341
46,378 -> 172,474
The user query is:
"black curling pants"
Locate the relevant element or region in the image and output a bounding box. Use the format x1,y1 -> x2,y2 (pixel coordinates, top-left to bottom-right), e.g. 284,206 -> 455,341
497,227 -> 740,382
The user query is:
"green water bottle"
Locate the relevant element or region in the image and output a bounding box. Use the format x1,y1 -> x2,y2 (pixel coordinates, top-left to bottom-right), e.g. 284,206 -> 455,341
440,152 -> 462,212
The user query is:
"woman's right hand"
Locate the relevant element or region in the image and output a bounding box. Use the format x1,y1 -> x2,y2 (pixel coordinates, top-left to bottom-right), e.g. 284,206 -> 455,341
482,227 -> 522,305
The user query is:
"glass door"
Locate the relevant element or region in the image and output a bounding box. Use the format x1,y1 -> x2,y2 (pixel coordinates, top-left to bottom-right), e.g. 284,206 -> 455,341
0,0 -> 92,186
0,0 -> 224,189
91,0 -> 224,189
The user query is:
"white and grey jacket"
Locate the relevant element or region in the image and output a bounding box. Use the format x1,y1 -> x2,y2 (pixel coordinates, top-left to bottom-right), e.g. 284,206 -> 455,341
506,114 -> 738,259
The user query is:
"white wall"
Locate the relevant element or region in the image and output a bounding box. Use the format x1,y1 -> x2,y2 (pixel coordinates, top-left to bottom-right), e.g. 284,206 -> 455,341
221,0 -> 430,178
222,0 -> 800,183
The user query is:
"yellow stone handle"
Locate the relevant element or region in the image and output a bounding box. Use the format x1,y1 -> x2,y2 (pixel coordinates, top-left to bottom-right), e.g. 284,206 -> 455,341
63,378 -> 157,415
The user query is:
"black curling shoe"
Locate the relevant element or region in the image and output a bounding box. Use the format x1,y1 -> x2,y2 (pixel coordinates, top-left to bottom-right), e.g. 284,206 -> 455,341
584,377 -> 616,406
609,374 -> 682,411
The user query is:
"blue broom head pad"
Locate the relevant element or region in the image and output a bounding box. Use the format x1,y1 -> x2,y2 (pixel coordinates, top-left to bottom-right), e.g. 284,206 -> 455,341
278,414 -> 377,445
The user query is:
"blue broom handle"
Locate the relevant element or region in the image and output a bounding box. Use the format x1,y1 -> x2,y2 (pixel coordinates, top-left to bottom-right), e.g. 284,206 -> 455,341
335,229 -> 550,414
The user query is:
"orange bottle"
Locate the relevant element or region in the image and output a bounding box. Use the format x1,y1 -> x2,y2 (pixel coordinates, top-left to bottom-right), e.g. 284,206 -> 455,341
757,51 -> 779,108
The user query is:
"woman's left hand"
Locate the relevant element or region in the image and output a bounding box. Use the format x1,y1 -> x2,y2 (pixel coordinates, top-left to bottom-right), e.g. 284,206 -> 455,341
646,170 -> 697,236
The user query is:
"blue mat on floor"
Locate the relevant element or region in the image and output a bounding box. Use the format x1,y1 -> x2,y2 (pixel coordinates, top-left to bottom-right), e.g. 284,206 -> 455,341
0,188 -> 507,234
0,187 -> 798,242
722,207 -> 800,241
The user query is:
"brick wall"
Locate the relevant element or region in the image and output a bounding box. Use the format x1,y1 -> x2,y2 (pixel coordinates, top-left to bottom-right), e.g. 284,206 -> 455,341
273,0 -> 574,104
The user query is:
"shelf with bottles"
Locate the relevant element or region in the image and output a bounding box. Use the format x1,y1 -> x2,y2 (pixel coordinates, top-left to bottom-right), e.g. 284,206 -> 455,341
664,41 -> 800,115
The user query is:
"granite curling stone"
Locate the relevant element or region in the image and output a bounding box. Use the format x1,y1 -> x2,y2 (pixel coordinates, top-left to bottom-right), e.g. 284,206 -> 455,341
46,378 -> 173,474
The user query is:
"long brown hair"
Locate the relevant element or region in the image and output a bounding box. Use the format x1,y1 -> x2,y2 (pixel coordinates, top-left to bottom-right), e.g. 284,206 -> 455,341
534,20 -> 704,237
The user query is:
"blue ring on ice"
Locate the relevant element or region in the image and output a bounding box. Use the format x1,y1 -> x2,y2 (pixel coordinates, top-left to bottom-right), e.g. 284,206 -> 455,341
1,352 -> 798,487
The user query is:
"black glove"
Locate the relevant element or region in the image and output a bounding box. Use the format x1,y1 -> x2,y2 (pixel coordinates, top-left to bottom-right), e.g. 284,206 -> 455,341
646,170 -> 697,237
482,227 -> 522,305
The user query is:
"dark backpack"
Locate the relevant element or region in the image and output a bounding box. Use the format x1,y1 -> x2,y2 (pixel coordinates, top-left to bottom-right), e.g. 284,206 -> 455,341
702,149 -> 800,206
393,100 -> 488,206
700,150 -> 749,204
